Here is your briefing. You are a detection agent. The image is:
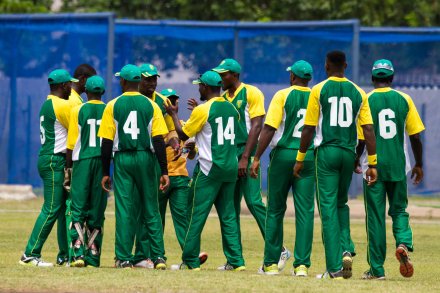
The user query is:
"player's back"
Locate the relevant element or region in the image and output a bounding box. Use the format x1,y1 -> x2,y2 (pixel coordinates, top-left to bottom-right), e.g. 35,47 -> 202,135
312,77 -> 365,153
269,86 -> 312,150
111,93 -> 157,152
72,101 -> 106,160
196,97 -> 239,182
368,88 -> 416,181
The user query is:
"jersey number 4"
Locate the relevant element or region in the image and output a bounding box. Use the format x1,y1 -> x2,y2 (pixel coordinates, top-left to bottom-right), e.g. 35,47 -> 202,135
215,117 -> 235,145
123,111 -> 140,140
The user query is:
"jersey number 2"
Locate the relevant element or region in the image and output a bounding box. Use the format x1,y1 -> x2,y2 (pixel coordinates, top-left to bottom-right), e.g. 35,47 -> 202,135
215,117 -> 235,145
292,109 -> 306,138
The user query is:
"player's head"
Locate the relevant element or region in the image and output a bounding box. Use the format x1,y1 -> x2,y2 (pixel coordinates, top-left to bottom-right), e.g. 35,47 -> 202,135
48,69 -> 78,100
85,75 -> 106,100
212,58 -> 241,91
286,60 -> 313,86
325,51 -> 347,76
160,88 -> 180,106
371,59 -> 394,86
115,64 -> 141,93
73,64 -> 97,94
192,71 -> 222,101
139,63 -> 160,98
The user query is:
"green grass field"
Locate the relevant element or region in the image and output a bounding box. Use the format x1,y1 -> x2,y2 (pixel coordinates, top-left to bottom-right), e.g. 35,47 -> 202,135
1,197 -> 439,292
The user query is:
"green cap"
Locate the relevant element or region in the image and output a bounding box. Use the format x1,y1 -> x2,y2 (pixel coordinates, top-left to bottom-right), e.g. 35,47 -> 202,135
192,71 -> 223,87
372,59 -> 394,78
139,63 -> 160,77
85,75 -> 106,94
160,88 -> 180,99
212,58 -> 242,74
48,69 -> 78,85
286,60 -> 313,80
115,64 -> 141,82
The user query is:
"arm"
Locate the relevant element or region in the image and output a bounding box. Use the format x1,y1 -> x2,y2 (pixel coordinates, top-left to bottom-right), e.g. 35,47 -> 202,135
239,115 -> 263,177
355,140 -> 365,174
101,138 -> 113,192
293,125 -> 315,178
410,133 -> 423,184
152,135 -> 170,191
169,112 -> 189,142
249,124 -> 276,178
361,124 -> 378,185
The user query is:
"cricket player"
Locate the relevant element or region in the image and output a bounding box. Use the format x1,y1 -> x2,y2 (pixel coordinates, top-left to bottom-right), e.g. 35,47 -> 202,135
293,51 -> 377,279
165,71 -> 245,271
250,60 -> 315,276
98,64 -> 169,269
358,59 -> 424,280
63,63 -> 97,266
19,69 -> 78,267
64,75 -> 108,268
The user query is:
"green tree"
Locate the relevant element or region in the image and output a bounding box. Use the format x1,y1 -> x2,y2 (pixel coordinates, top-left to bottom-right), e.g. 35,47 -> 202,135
0,0 -> 51,13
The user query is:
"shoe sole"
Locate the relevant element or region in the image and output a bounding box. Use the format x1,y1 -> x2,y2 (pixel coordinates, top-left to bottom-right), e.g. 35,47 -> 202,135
155,264 -> 167,270
19,260 -> 54,267
233,266 -> 246,271
199,252 -> 208,265
294,273 -> 308,277
396,247 -> 414,278
342,256 -> 353,279
71,260 -> 85,268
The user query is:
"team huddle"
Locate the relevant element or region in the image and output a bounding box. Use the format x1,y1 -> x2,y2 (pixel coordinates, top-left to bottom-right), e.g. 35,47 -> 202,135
19,50 -> 424,280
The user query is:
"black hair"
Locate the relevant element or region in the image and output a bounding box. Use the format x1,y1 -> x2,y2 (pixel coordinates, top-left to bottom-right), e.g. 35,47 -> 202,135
372,75 -> 394,84
326,51 -> 346,69
73,64 -> 97,78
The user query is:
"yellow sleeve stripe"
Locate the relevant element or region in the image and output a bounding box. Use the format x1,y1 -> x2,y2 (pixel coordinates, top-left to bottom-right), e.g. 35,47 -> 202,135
352,82 -> 373,126
264,88 -> 289,129
245,84 -> 266,118
150,101 -> 169,137
182,102 -> 210,138
304,80 -> 326,126
97,98 -> 117,140
66,105 -> 83,150
396,90 -> 426,135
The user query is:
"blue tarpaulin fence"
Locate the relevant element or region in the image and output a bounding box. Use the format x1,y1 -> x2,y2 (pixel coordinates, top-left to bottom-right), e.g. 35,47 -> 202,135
0,13 -> 438,195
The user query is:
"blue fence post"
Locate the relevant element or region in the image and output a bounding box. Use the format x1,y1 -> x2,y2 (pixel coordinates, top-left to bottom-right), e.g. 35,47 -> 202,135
7,33 -> 18,184
106,13 -> 115,102
352,19 -> 360,83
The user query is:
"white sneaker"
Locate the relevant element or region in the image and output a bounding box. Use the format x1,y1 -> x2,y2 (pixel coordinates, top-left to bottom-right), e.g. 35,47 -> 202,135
133,259 -> 154,269
278,247 -> 292,271
19,254 -> 54,267
217,263 -> 234,271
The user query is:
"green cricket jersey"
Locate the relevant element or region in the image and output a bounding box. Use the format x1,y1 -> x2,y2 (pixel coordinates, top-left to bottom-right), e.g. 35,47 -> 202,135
67,100 -> 106,161
182,97 -> 239,182
98,92 -> 168,151
304,76 -> 373,153
359,87 -> 425,181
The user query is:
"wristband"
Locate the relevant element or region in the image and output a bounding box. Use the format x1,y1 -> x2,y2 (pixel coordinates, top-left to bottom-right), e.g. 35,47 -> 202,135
368,154 -> 377,166
296,151 -> 306,162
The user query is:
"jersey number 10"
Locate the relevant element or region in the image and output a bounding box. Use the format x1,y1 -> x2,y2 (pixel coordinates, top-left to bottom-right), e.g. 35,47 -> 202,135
328,96 -> 353,127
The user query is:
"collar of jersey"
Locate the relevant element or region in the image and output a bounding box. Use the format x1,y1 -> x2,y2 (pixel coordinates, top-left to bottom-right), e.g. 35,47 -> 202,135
123,91 -> 141,96
86,100 -> 104,104
328,76 -> 348,82
47,94 -> 64,100
225,82 -> 245,101
291,85 -> 311,92
207,97 -> 226,104
373,87 -> 392,93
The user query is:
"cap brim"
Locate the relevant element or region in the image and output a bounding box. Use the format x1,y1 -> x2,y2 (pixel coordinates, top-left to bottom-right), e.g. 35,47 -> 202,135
141,72 -> 160,77
114,72 -> 121,77
286,67 -> 292,72
212,67 -> 228,73
70,78 -> 79,82
192,80 -> 202,84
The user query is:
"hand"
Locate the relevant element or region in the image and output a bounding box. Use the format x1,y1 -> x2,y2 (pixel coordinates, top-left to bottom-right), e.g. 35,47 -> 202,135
101,176 -> 112,192
184,140 -> 196,151
293,161 -> 304,178
63,168 -> 72,192
354,159 -> 362,174
187,98 -> 199,110
165,100 -> 179,116
411,166 -> 423,185
249,158 -> 260,179
366,167 -> 377,186
238,156 -> 249,177
159,175 -> 170,192
172,145 -> 182,161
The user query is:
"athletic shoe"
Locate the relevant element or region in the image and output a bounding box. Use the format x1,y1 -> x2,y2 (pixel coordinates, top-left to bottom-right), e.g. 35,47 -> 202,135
293,265 -> 308,277
199,252 -> 208,265
70,257 -> 85,268
361,270 -> 386,280
115,259 -> 132,269
217,263 -> 246,271
278,246 -> 292,272
56,257 -> 69,267
133,259 -> 154,269
171,263 -> 201,271
154,258 -> 167,270
19,254 -> 53,267
263,264 -> 279,275
316,269 -> 344,279
342,251 -> 353,279
396,244 -> 414,278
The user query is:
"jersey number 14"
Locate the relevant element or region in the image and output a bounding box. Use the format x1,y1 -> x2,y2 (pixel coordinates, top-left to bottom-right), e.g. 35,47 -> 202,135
215,117 -> 235,145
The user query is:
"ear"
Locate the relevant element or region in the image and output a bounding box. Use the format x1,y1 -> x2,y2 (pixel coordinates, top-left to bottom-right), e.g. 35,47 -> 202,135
344,62 -> 348,70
